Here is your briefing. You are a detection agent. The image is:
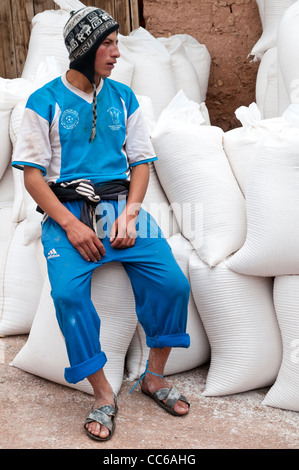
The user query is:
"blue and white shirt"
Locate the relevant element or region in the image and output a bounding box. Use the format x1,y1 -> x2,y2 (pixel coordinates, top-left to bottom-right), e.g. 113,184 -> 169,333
12,73 -> 157,185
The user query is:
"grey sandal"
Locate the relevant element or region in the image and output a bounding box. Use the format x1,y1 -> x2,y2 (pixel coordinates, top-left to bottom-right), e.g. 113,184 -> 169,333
129,360 -> 190,417
84,394 -> 118,441
141,386 -> 190,417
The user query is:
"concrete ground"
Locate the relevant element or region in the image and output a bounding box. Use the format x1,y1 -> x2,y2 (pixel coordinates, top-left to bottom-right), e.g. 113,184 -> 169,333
0,335 -> 298,451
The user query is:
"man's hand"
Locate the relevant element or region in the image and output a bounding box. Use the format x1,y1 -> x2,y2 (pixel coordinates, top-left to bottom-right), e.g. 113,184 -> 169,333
65,218 -> 106,262
23,166 -> 105,263
109,209 -> 138,249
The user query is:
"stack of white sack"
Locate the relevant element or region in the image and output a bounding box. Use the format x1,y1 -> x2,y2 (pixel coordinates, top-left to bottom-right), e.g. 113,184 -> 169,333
224,102 -> 299,411
136,93 -> 281,401
5,0 -> 211,394
0,77 -> 43,336
252,0 -> 297,119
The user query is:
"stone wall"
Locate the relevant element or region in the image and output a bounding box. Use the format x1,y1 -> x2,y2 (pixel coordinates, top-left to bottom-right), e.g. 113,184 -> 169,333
142,0 -> 262,130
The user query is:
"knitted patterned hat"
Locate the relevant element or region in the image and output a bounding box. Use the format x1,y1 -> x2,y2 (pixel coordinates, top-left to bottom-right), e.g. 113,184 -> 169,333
63,7 -> 119,141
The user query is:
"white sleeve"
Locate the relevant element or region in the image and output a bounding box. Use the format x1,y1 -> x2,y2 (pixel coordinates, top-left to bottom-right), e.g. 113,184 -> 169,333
12,107 -> 52,175
125,107 -> 157,167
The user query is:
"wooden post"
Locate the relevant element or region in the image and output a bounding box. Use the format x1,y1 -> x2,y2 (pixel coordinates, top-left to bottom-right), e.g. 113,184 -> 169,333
130,0 -> 140,30
0,0 -> 17,78
10,0 -> 34,77
115,0 -> 131,35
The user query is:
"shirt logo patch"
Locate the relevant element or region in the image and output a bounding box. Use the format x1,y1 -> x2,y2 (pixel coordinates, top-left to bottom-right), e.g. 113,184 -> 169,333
107,107 -> 121,131
61,109 -> 79,129
47,248 -> 60,260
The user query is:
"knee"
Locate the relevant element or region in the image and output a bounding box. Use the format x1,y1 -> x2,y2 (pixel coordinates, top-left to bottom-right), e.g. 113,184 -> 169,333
51,281 -> 83,312
178,272 -> 191,301
166,269 -> 190,303
51,284 -> 94,332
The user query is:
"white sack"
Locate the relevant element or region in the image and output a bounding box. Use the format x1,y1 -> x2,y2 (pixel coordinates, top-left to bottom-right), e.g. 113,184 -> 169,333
250,0 -> 296,60
227,109 -> 299,276
157,36 -> 203,103
255,47 -> 279,119
263,275 -> 299,412
0,220 -> 43,336
223,103 -> 287,196
10,98 -> 45,243
134,95 -> 180,238
277,1 -> 299,112
256,0 -> 265,29
122,28 -> 177,119
9,58 -> 63,242
151,91 -> 246,267
126,234 -> 210,380
176,34 -> 211,103
0,206 -> 13,268
0,78 -> 32,180
109,36 -> 135,87
10,100 -> 28,224
142,163 -> 180,239
0,165 -> 14,208
21,10 -> 70,80
35,238 -> 48,281
136,94 -> 156,135
0,106 -> 12,182
189,251 -> 282,396
53,0 -> 85,11
0,206 -> 13,323
278,63 -> 291,116
12,262 -> 138,394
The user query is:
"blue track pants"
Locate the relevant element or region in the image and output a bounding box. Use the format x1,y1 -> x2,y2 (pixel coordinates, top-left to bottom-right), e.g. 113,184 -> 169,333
41,199 -> 190,384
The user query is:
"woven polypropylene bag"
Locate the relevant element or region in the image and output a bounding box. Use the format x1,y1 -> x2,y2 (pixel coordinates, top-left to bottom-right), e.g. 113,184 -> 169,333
263,275 -> 299,412
277,1 -> 299,111
256,47 -> 279,119
189,251 -> 282,396
250,0 -> 296,60
12,262 -> 138,394
121,28 -> 177,119
223,104 -> 287,196
227,117 -> 299,276
152,92 -> 246,267
0,220 -> 43,336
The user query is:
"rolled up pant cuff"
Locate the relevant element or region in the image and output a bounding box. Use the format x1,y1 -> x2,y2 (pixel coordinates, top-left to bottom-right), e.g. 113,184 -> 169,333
64,351 -> 107,384
146,333 -> 190,349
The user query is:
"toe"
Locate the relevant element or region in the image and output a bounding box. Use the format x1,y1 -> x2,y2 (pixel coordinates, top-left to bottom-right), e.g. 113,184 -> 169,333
99,425 -> 110,439
173,400 -> 189,415
86,421 -> 99,436
86,421 -> 110,438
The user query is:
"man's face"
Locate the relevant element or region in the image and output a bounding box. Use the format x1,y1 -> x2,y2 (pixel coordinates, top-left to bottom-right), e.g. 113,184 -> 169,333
94,31 -> 120,79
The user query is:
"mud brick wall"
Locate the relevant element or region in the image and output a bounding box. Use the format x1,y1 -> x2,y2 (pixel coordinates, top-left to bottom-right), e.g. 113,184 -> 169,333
142,0 -> 262,130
